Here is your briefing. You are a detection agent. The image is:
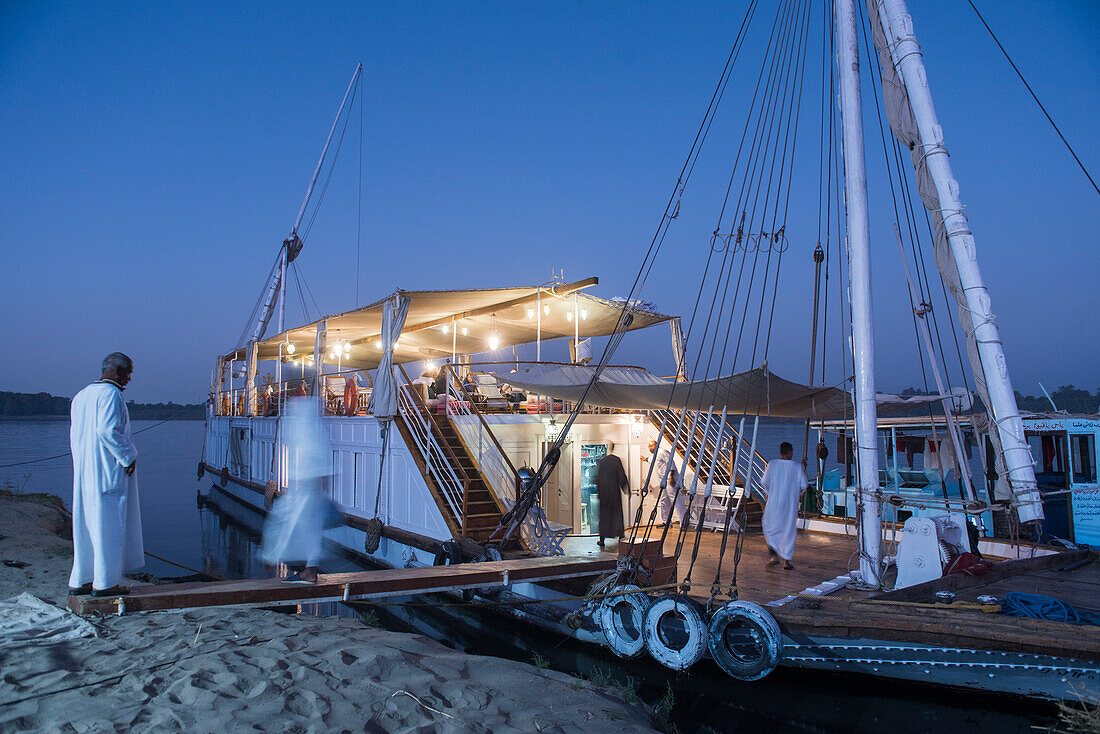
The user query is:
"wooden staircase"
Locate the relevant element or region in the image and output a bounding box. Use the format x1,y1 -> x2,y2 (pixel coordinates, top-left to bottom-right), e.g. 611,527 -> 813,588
393,370 -> 506,544
431,416 -> 506,542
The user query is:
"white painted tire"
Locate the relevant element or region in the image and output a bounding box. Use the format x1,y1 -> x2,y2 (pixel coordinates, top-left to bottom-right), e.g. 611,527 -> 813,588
598,584 -> 651,659
643,594 -> 708,671
475,547 -> 504,597
707,601 -> 782,681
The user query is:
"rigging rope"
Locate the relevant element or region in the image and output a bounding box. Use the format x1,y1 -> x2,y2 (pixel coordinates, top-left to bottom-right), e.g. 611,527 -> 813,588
965,0 -> 1098,196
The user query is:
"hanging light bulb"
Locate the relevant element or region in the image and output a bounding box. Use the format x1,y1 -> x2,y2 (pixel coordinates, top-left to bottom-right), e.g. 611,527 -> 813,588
543,304 -> 550,316
566,310 -> 573,322
375,339 -> 382,349
286,342 -> 296,355
488,331 -> 500,351
526,307 -> 535,320
580,308 -> 588,320
461,327 -> 468,337
441,324 -> 449,335
343,340 -> 351,354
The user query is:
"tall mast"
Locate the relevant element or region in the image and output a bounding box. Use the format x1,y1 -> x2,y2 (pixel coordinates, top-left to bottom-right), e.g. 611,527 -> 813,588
870,0 -> 1043,524
240,64 -> 363,349
835,0 -> 882,586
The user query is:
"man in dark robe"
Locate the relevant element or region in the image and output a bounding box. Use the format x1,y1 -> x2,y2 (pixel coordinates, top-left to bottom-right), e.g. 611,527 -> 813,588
596,452 -> 629,547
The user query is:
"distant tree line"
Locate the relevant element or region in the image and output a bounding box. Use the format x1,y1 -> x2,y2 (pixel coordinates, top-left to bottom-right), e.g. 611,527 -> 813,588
0,391 -> 205,419
1014,385 -> 1100,415
898,385 -> 1099,415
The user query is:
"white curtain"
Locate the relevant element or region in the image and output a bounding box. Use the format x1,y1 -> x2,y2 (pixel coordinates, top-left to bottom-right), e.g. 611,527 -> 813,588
371,293 -> 410,420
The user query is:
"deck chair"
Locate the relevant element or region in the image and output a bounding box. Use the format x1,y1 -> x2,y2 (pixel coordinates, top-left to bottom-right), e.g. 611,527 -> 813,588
474,374 -> 510,411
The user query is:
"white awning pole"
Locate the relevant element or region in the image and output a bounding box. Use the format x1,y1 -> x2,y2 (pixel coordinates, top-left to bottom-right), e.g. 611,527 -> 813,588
836,0 -> 882,587
874,0 -> 1041,523
536,289 -> 542,362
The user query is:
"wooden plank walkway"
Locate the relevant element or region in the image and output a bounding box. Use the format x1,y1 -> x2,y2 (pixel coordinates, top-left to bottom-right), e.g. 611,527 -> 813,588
69,555 -> 616,616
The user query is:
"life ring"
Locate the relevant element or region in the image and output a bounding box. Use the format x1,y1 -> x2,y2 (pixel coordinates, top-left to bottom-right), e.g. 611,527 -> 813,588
597,584 -> 651,659
344,377 -> 359,416
219,467 -> 229,487
433,540 -> 463,567
643,594 -> 708,671
707,600 -> 783,681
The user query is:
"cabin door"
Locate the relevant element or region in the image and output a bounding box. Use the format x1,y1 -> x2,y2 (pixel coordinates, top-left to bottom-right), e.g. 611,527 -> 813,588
543,440 -> 574,530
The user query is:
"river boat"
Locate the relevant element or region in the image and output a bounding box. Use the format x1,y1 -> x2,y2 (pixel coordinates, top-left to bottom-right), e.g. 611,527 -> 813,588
199,0 -> 1100,702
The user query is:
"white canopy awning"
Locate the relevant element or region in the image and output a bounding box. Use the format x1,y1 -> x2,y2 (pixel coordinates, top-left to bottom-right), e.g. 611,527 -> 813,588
495,364 -> 942,420
233,277 -> 674,369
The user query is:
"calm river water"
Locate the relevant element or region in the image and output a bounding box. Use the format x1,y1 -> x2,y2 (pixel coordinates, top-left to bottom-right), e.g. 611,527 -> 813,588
0,418 -> 1058,733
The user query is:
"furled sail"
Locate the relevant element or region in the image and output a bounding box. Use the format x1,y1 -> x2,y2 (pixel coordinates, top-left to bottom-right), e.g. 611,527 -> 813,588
864,1 -> 1042,522
496,364 -> 940,419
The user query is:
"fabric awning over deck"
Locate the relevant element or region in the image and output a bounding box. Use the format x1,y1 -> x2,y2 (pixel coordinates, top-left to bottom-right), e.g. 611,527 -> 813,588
496,364 -> 942,420
240,278 -> 674,369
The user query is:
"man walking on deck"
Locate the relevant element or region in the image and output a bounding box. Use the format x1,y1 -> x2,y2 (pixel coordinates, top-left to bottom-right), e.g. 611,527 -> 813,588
596,450 -> 629,547
646,439 -> 685,525
68,353 -> 144,597
760,442 -> 808,570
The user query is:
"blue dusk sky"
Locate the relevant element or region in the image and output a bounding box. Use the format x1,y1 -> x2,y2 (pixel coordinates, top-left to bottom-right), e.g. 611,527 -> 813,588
2,1 -> 1097,404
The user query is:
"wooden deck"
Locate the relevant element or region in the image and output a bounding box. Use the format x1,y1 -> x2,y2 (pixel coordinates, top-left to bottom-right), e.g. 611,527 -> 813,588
561,525 -> 870,606
69,555 -> 616,616
561,527 -> 1100,661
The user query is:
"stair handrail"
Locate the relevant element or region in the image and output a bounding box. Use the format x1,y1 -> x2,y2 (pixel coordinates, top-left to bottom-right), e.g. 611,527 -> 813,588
652,408 -> 769,503
395,367 -> 468,524
441,365 -> 520,508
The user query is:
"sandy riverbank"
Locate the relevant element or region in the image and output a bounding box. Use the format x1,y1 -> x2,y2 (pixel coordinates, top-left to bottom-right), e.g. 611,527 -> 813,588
0,491 -> 657,733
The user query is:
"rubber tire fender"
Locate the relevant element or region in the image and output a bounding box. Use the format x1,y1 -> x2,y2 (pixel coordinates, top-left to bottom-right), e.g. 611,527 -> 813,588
597,584 -> 651,659
474,546 -> 504,598
707,600 -> 783,681
643,594 -> 708,671
433,540 -> 463,567
219,467 -> 229,488
197,462 -> 205,480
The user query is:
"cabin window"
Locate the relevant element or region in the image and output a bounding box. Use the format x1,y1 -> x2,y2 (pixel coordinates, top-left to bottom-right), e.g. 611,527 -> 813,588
1027,433 -> 1067,485
1071,434 -> 1096,484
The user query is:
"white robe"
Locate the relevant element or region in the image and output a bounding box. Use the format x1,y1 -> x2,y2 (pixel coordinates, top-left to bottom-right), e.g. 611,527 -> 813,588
650,447 -> 686,525
261,397 -> 327,568
760,459 -> 808,560
69,382 -> 144,590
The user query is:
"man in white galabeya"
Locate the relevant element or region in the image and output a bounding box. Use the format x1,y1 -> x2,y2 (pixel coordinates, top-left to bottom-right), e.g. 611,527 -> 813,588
761,441 -> 808,571
68,352 -> 144,597
646,439 -> 686,525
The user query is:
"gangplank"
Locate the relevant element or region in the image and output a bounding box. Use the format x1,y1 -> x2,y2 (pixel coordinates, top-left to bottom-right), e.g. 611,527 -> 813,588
69,555 -> 616,616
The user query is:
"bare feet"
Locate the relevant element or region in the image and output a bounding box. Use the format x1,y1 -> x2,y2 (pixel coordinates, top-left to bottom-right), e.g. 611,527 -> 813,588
783,562 -> 795,571
766,557 -> 780,568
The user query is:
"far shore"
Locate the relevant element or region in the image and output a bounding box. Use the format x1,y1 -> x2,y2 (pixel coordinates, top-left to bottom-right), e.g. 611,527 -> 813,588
0,415 -> 205,422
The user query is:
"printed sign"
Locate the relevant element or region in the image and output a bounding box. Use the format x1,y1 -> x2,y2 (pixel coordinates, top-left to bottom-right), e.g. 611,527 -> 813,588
1072,486 -> 1100,547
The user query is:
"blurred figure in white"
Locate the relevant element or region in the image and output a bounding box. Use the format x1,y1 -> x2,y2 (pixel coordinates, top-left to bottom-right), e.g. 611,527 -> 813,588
645,439 -> 686,525
261,396 -> 331,582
